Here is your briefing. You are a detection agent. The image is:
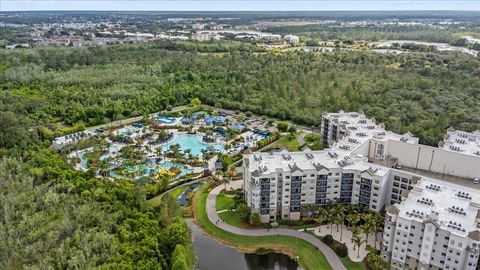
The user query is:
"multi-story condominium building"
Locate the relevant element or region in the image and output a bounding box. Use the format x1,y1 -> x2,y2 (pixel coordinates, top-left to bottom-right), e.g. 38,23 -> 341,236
319,112 -> 479,179
243,149 -> 425,222
242,111 -> 480,268
383,178 -> 480,270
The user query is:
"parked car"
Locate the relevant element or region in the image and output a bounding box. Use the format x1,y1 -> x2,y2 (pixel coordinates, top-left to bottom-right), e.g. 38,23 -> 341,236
474,177 -> 479,184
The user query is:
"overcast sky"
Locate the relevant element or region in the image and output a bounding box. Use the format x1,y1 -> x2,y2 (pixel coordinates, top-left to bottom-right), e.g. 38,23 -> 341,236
2,0 -> 479,11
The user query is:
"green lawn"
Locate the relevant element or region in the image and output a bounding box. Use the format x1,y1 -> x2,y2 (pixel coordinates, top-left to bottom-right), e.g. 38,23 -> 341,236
273,131 -> 302,151
216,193 -> 235,211
340,257 -> 365,270
218,211 -> 244,228
147,185 -> 188,207
193,185 -> 333,270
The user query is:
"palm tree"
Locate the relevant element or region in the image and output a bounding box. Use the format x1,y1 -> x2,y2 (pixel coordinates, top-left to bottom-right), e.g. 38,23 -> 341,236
349,225 -> 361,244
215,169 -> 224,181
363,212 -> 376,245
352,232 -> 366,259
301,204 -> 316,220
222,177 -> 230,191
98,159 -> 110,177
325,207 -> 336,235
366,244 -> 389,270
226,165 -> 237,180
334,209 -> 346,241
346,213 -> 361,228
373,213 -> 385,249
317,207 -> 328,232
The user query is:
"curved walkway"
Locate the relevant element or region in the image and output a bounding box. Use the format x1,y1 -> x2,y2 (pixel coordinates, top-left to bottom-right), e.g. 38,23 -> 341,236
297,131 -> 307,146
206,180 -> 347,270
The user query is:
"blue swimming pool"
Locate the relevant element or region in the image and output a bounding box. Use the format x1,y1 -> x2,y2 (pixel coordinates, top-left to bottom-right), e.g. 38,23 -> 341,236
162,133 -> 224,156
155,115 -> 175,124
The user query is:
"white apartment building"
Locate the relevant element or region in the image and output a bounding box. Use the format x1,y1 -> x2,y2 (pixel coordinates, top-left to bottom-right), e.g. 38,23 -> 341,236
383,178 -> 480,270
192,23 -> 205,30
243,150 -> 397,222
284,34 -> 300,45
243,111 -> 480,269
191,32 -> 222,42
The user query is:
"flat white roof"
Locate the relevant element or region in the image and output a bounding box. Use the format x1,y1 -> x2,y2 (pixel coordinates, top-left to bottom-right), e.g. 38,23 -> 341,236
442,129 -> 480,157
324,111 -> 419,146
397,177 -> 480,237
246,149 -> 388,178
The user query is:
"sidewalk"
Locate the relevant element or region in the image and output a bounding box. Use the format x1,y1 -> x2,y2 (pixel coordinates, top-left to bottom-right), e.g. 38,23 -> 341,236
206,180 -> 347,270
311,224 -> 381,262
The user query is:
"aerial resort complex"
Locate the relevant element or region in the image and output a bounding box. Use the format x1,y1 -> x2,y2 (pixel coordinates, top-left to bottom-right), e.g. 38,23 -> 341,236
243,111 -> 480,270
51,108 -> 274,184
4,7 -> 480,270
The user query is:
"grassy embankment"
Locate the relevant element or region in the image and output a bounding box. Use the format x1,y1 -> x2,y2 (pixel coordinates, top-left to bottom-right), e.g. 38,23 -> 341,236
194,184 -> 333,270
213,189 -> 366,270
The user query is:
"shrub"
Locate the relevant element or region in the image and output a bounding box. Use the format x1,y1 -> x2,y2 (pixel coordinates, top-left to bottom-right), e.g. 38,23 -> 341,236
333,244 -> 348,257
323,234 -> 334,244
249,213 -> 261,226
287,126 -> 297,134
321,235 -> 348,258
276,122 -> 289,132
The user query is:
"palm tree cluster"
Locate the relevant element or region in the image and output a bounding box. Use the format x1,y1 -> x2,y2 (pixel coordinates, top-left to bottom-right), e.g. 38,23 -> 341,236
303,203 -> 385,259
366,245 -> 390,270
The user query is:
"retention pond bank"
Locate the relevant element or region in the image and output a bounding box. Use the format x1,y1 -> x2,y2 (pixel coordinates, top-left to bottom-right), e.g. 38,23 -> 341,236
187,219 -> 303,270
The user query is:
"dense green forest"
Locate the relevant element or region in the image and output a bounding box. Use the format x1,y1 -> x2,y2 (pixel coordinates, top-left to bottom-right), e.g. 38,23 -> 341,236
1,39 -> 480,269
1,41 -> 479,146
269,25 -> 477,44
0,149 -> 191,269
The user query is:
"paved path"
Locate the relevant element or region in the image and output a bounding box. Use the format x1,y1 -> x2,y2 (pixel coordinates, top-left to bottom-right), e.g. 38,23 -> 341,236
206,180 -> 347,270
311,225 -> 381,262
297,131 -> 307,146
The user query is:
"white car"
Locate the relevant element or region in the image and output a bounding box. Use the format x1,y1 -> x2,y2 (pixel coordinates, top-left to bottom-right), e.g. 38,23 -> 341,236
474,177 -> 479,184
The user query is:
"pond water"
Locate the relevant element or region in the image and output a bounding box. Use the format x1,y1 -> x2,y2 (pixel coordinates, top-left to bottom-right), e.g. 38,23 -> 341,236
161,133 -> 224,156
188,220 -> 303,270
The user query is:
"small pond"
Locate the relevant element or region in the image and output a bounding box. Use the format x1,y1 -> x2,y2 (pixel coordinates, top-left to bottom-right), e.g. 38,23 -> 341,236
188,220 -> 303,270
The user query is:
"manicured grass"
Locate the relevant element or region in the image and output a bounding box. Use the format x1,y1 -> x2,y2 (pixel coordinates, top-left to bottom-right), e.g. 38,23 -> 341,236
170,185 -> 188,200
216,193 -> 235,211
304,133 -> 321,143
218,211 -> 244,228
147,185 -> 188,207
274,131 -> 302,151
340,257 -> 365,270
193,185 -> 333,270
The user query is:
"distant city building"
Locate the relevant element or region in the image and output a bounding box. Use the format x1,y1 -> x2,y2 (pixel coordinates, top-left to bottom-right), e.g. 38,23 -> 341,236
284,34 -> 300,45
6,43 -> 29,49
234,25 -> 250,30
192,23 -> 205,30
259,34 -> 283,43
191,32 -> 222,42
210,24 -> 224,30
156,33 -> 189,41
